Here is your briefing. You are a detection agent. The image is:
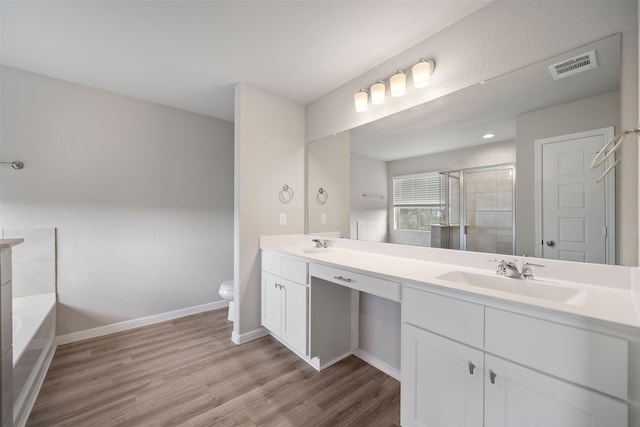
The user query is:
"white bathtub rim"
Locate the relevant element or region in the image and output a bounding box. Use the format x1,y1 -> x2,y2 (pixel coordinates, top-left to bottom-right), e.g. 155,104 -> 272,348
13,293 -> 56,367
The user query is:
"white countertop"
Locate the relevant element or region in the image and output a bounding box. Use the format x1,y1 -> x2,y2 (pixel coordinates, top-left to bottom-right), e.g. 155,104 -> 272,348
260,235 -> 640,331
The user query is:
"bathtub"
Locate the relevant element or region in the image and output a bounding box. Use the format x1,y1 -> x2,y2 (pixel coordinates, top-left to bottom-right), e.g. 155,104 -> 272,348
12,293 -> 56,427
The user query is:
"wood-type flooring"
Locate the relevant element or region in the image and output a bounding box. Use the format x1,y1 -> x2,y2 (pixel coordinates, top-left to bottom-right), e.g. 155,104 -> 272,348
27,308 -> 400,426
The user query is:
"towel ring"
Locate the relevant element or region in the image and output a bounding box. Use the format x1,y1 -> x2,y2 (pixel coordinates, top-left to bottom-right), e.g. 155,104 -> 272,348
316,188 -> 328,205
279,185 -> 294,204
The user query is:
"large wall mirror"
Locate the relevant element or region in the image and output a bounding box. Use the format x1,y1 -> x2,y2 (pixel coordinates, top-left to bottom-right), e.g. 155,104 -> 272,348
307,33 -> 638,266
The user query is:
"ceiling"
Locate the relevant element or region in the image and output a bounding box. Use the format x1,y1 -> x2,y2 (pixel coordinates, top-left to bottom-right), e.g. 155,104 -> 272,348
350,35 -> 621,161
0,0 -> 492,122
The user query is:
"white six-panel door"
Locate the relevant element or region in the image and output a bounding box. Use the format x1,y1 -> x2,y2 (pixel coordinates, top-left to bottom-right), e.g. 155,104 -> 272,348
535,127 -> 615,264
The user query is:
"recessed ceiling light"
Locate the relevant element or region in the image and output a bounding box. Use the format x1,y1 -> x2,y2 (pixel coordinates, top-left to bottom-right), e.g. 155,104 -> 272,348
483,133 -> 496,139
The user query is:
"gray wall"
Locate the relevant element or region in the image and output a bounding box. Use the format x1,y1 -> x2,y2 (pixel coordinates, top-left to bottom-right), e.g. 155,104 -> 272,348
308,132 -> 351,237
350,153 -> 388,242
233,83 -> 305,339
514,91 -> 635,264
0,66 -> 234,335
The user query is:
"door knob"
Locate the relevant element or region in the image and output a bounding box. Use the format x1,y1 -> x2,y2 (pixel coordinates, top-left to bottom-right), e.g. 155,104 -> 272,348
545,240 -> 556,247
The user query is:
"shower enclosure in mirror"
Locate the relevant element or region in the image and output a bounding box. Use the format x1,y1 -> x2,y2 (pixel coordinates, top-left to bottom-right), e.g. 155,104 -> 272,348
390,164 -> 514,255
307,33 -> 636,265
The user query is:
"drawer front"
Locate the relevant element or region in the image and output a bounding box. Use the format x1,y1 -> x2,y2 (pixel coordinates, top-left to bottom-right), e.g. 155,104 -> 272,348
261,251 -> 281,276
309,263 -> 400,302
485,308 -> 628,400
403,287 -> 484,349
282,257 -> 307,285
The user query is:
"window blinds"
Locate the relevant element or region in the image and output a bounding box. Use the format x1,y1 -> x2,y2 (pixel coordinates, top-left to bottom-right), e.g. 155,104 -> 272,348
392,172 -> 443,206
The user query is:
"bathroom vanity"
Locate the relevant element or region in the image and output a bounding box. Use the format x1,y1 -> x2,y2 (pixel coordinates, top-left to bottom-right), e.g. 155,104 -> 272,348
260,234 -> 640,427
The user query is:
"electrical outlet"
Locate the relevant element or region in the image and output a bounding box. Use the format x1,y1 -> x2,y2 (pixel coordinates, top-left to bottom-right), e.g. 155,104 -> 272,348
320,213 -> 327,224
279,213 -> 287,225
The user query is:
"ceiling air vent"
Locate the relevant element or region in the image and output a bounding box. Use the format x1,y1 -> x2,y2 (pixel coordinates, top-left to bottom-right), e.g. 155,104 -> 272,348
548,50 -> 597,80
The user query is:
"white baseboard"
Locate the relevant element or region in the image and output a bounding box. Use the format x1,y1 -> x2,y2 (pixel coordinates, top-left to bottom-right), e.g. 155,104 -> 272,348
231,326 -> 269,345
56,300 -> 229,345
353,348 -> 401,381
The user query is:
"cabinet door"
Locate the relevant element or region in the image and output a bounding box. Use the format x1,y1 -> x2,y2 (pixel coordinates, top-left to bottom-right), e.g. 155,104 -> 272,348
401,324 -> 484,427
262,272 -> 282,334
281,279 -> 308,356
484,354 -> 628,427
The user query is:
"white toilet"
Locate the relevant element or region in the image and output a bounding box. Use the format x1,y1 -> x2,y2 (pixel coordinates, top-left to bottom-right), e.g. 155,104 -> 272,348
218,279 -> 234,321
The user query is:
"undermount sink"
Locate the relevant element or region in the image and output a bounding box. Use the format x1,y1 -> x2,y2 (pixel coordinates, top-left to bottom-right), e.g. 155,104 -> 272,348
436,271 -> 586,305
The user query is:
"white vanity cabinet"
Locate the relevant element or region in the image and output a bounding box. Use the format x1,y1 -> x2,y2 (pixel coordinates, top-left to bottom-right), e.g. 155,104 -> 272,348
401,286 -> 629,427
402,324 -> 484,427
261,251 -> 308,357
402,289 -> 485,427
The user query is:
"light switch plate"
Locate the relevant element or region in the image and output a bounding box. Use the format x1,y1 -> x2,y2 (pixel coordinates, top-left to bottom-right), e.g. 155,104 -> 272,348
320,213 -> 327,224
279,213 -> 286,225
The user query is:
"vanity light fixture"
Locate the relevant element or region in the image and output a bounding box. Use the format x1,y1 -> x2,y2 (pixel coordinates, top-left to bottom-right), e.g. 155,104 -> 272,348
353,58 -> 435,112
412,59 -> 434,88
390,70 -> 406,97
483,133 -> 496,139
354,89 -> 369,112
370,80 -> 386,105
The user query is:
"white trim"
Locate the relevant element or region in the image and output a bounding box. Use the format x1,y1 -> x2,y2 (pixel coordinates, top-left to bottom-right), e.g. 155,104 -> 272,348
353,348 -> 401,381
534,127 -> 616,264
56,300 -> 229,345
231,326 -> 269,345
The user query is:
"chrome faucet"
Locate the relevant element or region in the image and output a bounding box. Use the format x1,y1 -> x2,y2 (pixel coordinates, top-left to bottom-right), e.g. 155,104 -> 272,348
521,262 -> 545,280
311,238 -> 329,248
491,259 -> 545,279
496,259 -> 522,278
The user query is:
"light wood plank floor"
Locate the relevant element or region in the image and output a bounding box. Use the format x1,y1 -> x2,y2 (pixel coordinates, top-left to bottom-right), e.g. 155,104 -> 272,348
27,308 -> 400,426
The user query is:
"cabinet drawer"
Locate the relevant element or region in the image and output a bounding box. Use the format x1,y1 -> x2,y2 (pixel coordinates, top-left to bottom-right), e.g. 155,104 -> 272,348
261,251 -> 281,276
485,308 -> 628,400
282,257 -> 307,284
309,263 -> 400,302
403,287 -> 484,349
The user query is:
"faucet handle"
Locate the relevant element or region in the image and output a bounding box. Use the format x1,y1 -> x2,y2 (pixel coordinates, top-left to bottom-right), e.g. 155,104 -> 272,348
489,259 -> 507,275
311,238 -> 329,248
521,262 -> 544,279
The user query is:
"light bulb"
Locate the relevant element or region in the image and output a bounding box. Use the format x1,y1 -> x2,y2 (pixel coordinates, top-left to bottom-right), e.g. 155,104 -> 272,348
390,71 -> 406,97
354,90 -> 368,112
370,81 -> 386,105
412,59 -> 432,88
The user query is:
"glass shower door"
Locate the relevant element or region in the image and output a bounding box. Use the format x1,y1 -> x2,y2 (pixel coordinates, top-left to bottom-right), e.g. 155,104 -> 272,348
463,165 -> 515,255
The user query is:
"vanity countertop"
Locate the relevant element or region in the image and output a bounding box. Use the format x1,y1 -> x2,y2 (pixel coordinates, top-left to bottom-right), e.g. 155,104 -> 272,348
260,236 -> 640,331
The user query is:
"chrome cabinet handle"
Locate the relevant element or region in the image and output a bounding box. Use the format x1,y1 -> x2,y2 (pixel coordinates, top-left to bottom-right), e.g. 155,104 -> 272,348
333,275 -> 353,283
489,370 -> 497,384
468,361 -> 476,375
